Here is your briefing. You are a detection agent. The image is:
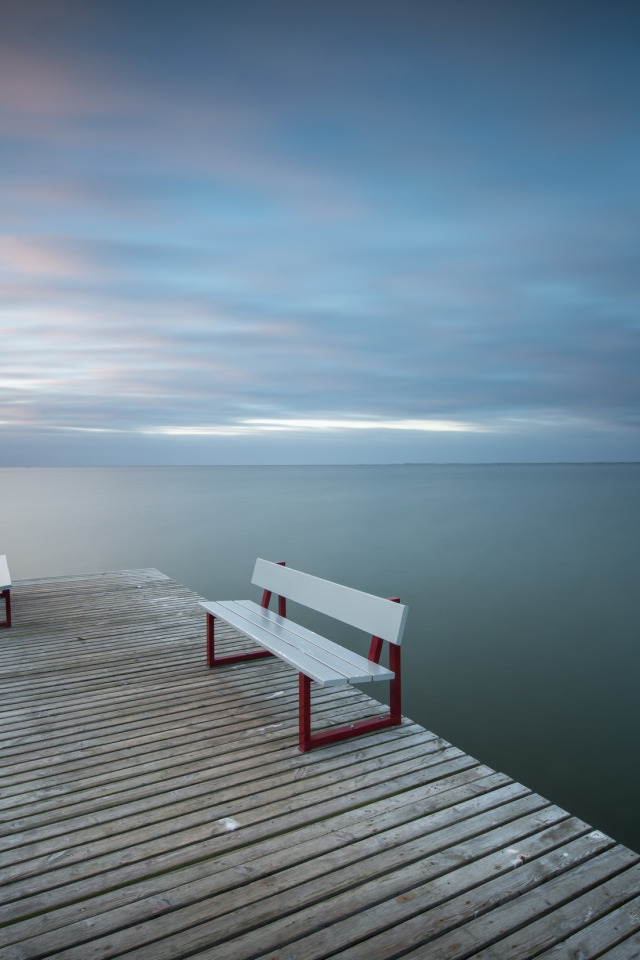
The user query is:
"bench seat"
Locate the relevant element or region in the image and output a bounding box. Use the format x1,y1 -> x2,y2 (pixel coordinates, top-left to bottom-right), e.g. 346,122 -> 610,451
200,599 -> 394,687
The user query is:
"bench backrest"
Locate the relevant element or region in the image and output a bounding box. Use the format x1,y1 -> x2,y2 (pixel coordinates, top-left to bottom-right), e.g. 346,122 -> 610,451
0,555 -> 10,590
251,559 -> 408,645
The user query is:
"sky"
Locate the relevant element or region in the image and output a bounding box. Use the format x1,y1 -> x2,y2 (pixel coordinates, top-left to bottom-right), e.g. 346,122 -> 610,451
1,0 -> 639,465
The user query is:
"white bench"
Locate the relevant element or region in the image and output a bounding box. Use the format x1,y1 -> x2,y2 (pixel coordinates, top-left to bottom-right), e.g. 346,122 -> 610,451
200,559 -> 408,752
0,555 -> 11,629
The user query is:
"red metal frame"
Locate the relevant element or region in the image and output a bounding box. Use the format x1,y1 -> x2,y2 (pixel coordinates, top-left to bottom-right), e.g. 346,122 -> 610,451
206,562 -> 286,667
206,612 -> 273,667
0,589 -> 11,629
298,599 -> 402,752
206,566 -> 403,753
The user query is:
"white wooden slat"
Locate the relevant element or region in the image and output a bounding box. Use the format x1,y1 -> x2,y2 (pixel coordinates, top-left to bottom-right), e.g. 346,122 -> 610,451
251,559 -> 408,645
203,600 -> 391,686
201,601 -> 351,686
233,601 -> 394,683
0,555 -> 10,590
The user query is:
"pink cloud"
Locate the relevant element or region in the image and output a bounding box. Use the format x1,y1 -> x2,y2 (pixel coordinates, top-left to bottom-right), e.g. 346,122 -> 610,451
0,41 -> 365,220
0,236 -> 91,279
0,49 -> 105,118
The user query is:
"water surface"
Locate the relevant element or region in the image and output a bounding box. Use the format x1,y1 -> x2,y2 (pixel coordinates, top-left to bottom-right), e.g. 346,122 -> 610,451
1,463 -> 638,851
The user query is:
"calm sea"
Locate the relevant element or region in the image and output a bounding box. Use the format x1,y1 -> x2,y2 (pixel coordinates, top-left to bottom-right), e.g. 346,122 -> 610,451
1,463 -> 638,852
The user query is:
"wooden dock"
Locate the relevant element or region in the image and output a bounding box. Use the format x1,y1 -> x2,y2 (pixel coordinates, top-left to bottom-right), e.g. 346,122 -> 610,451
1,568 -> 639,960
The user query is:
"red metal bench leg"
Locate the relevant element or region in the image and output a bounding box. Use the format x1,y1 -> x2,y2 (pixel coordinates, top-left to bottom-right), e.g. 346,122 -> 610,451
297,645 -> 403,752
206,611 -> 215,666
207,561 -> 287,667
299,673 -> 312,752
0,589 -> 10,629
389,643 -> 401,723
206,612 -> 273,667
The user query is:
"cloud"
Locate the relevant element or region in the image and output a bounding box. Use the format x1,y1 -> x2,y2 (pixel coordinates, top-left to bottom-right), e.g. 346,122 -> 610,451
0,235 -> 92,279
1,1 -> 639,463
144,417 -> 491,438
0,50 -> 96,118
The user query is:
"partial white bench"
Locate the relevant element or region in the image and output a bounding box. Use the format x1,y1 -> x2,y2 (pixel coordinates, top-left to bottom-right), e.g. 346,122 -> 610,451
0,555 -> 11,629
200,559 -> 408,752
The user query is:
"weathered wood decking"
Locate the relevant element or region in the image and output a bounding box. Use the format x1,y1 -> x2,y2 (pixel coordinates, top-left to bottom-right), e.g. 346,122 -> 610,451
1,569 -> 639,960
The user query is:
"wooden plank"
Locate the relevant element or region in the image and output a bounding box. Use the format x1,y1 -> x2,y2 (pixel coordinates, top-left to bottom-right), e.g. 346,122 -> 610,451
1,568 -> 637,960
0,693 -> 371,808
0,765 -> 495,936
0,778 -> 528,957
131,818 -> 611,960
408,857 -> 640,959
0,687 -> 376,789
251,558 -> 408,643
597,931 -> 640,959
1,733 -> 442,860
525,891 -> 640,960
237,835 -> 630,960
0,745 -> 470,896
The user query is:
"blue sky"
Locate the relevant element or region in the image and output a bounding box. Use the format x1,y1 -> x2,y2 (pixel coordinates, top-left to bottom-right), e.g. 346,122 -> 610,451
1,0 -> 639,464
